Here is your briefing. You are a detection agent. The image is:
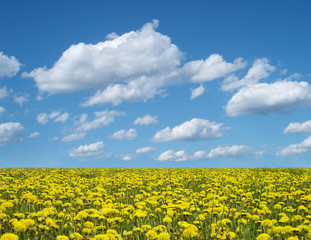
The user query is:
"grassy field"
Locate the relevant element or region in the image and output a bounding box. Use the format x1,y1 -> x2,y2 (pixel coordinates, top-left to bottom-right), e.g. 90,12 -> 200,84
0,168 -> 311,240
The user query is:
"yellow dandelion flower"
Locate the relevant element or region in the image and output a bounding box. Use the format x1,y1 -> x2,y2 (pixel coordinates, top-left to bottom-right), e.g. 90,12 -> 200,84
0,233 -> 19,240
146,230 -> 157,240
157,232 -> 170,240
56,236 -> 69,240
256,233 -> 270,240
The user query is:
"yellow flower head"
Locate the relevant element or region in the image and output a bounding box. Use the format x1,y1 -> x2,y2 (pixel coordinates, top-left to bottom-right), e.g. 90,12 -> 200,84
0,233 -> 19,240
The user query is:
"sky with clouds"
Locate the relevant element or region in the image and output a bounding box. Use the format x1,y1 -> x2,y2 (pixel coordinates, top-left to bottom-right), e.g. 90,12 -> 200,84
1,0 -> 311,167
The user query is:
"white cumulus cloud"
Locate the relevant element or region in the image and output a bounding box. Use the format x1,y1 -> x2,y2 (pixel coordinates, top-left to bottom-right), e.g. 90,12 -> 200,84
283,120 -> 311,135
61,132 -> 86,142
206,145 -> 252,159
133,114 -> 158,125
110,129 -> 137,140
222,58 -> 275,91
0,52 -> 22,78
75,110 -> 125,132
152,118 -> 223,142
0,122 -> 24,146
190,85 -> 205,99
157,149 -> 206,162
276,136 -> 311,156
226,81 -> 311,116
182,54 -> 246,82
24,20 -> 182,105
69,141 -> 105,159
136,146 -> 156,154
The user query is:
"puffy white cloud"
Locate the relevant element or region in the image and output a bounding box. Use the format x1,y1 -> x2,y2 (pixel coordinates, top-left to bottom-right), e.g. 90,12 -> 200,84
136,146 -> 156,154
110,129 -> 137,140
61,132 -> 86,142
28,132 -> 40,138
25,20 -> 182,104
152,118 -> 223,142
283,120 -> 311,135
190,85 -> 205,99
0,122 -> 24,146
206,145 -> 252,159
69,141 -> 105,159
182,54 -> 246,82
157,149 -> 206,162
133,114 -> 158,125
0,106 -> 5,115
276,136 -> 311,156
157,150 -> 191,162
226,81 -> 311,116
75,110 -> 125,132
24,20 -> 247,106
222,58 -> 275,91
0,52 -> 22,78
193,150 -> 206,158
13,95 -> 28,106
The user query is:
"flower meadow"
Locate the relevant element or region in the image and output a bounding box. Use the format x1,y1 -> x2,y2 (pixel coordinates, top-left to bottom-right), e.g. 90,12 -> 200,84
0,169 -> 311,240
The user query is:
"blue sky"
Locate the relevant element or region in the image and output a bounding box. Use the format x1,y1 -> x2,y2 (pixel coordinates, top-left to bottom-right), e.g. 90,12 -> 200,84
1,0 -> 311,167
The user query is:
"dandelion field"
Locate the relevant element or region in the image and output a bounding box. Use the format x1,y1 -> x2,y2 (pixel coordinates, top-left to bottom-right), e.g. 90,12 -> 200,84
0,169 -> 311,240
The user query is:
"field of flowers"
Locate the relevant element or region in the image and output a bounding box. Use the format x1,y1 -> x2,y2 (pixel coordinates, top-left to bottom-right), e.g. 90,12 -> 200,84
0,168 -> 311,240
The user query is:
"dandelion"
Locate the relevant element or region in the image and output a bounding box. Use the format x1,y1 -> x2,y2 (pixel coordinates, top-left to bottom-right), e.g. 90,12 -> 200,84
0,233 -> 19,240
256,233 -> 270,240
145,230 -> 158,240
157,232 -> 170,240
56,236 -> 69,240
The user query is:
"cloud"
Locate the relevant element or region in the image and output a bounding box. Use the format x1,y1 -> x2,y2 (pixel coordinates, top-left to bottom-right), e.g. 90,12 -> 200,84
75,110 -> 125,132
283,120 -> 311,135
157,150 -> 191,162
152,118 -> 224,142
24,20 -> 247,106
276,136 -> 311,156
24,20 -> 182,104
121,154 -> 135,161
0,86 -> 10,99
0,52 -> 22,78
37,110 -> 69,124
133,114 -> 158,125
157,149 -> 205,162
0,106 -> 5,115
222,58 -> 275,91
136,146 -> 156,154
182,54 -> 246,82
0,122 -> 24,146
190,85 -> 205,99
69,141 -> 105,159
37,113 -> 49,124
54,112 -> 69,123
28,132 -> 40,138
110,129 -> 137,140
13,94 -> 29,107
61,132 -> 86,142
225,81 -> 311,116
49,136 -> 59,142
206,145 -> 252,159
